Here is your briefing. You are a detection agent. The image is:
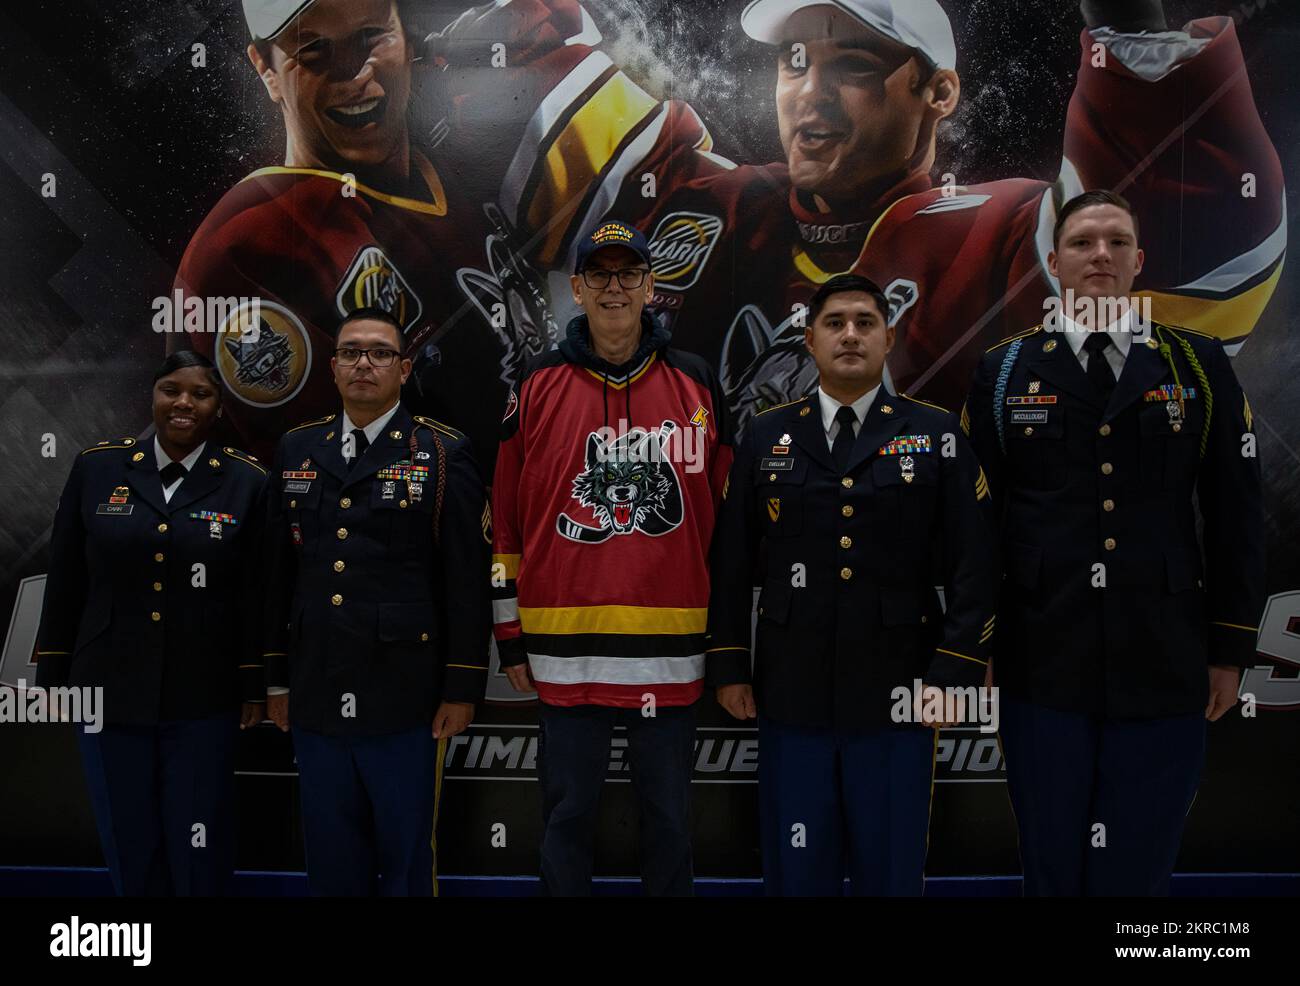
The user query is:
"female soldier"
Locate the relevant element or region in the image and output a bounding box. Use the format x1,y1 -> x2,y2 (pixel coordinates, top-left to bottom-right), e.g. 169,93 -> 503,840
35,351 -> 268,895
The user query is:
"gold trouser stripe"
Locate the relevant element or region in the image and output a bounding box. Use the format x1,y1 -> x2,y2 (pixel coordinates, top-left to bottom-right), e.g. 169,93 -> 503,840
431,735 -> 446,898
519,604 -> 708,635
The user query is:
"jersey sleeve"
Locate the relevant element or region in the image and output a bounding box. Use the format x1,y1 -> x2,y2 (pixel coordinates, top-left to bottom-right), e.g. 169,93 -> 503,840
1061,17 -> 1285,345
490,382 -> 528,668
432,0 -> 733,272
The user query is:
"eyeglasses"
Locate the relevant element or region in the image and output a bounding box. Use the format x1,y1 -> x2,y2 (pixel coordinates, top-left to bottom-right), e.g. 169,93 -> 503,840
335,347 -> 401,367
581,267 -> 650,290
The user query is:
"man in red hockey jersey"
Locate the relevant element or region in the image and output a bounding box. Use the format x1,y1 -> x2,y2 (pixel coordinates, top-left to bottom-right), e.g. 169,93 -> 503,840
431,0 -> 1284,429
492,221 -> 734,894
172,0 -> 554,466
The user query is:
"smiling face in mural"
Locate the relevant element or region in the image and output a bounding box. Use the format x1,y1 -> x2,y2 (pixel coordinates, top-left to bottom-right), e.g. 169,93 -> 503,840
247,0 -> 413,178
775,5 -> 959,206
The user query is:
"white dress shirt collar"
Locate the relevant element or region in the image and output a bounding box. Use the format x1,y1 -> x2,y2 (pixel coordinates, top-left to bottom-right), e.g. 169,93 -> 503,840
1056,306 -> 1135,360
154,436 -> 206,502
818,384 -> 880,437
341,402 -> 401,451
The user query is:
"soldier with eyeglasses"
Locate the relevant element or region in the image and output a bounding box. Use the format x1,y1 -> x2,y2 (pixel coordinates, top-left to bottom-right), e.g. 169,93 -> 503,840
263,305 -> 492,895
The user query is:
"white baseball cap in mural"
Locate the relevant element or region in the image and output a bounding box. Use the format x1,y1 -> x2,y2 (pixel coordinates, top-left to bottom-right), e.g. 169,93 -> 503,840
741,0 -> 957,72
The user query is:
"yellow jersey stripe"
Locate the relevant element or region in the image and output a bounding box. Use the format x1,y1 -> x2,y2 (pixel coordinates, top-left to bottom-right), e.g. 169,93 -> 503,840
519,605 -> 708,635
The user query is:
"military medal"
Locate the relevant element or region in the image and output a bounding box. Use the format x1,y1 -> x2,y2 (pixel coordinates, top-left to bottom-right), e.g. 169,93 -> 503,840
209,520 -> 223,540
290,522 -> 303,546
382,480 -> 396,501
900,455 -> 915,484
779,434 -> 792,446
109,485 -> 129,504
1166,399 -> 1183,432
409,481 -> 424,503
1028,380 -> 1041,394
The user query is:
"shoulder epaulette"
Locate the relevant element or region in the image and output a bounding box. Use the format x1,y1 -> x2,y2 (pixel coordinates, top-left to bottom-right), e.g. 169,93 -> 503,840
80,437 -> 138,455
900,393 -> 949,414
220,446 -> 267,474
287,413 -> 336,434
414,415 -> 465,441
985,325 -> 1042,353
755,395 -> 811,417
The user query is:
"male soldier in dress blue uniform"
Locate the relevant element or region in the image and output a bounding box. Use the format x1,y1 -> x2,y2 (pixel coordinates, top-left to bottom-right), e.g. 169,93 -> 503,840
707,274 -> 998,895
964,190 -> 1265,895
263,306 -> 491,896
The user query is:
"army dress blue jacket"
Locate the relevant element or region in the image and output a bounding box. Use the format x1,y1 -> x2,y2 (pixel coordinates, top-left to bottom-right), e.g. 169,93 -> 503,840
264,406 -> 491,737
964,322 -> 1265,718
707,391 -> 999,730
36,436 -> 269,724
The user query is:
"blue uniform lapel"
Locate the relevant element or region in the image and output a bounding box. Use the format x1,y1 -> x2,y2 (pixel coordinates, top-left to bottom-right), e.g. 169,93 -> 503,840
167,452 -> 223,515
123,446 -> 168,517
1104,335 -> 1170,424
846,392 -> 905,474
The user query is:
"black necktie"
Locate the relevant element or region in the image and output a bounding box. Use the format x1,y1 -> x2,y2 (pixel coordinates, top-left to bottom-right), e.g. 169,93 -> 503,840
159,461 -> 187,490
1083,333 -> 1116,397
832,405 -> 857,472
346,428 -> 370,470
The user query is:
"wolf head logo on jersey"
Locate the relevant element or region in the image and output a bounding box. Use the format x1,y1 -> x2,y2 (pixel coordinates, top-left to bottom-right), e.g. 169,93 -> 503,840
557,421 -> 684,544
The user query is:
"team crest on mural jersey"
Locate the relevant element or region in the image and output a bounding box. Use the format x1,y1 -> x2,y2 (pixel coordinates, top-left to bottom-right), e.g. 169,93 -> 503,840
557,421 -> 684,544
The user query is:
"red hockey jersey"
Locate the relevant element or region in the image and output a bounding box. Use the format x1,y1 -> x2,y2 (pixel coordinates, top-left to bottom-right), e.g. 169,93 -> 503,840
491,313 -> 733,707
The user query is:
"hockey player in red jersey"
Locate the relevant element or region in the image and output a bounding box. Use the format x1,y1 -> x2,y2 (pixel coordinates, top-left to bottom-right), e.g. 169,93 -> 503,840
430,0 -> 1284,428
173,0 -> 554,465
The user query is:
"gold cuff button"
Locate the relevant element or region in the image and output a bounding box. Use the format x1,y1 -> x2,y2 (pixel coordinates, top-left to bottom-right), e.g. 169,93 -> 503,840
420,633 -> 429,642
152,582 -> 162,592
154,553 -> 164,563
1023,426 -> 1034,436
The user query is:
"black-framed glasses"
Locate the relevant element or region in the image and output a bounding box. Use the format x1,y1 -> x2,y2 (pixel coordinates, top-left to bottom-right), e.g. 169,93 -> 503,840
335,347 -> 400,367
581,267 -> 650,290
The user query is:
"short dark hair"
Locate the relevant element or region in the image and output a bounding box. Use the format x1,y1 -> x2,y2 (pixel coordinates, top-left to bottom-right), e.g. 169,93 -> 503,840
1053,189 -> 1139,248
336,306 -> 405,350
153,350 -> 220,391
808,274 -> 890,326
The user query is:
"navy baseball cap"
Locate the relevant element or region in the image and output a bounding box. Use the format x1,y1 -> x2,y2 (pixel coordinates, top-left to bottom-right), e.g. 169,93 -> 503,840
574,220 -> 653,274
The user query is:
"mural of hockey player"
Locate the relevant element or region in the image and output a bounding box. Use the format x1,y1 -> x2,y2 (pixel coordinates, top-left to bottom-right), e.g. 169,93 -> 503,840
430,0 -> 1284,429
172,0 -> 557,465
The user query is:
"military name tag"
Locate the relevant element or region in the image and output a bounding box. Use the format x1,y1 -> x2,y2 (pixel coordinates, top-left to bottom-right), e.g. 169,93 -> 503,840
283,480 -> 312,493
96,503 -> 133,515
761,458 -> 794,471
1009,410 -> 1048,423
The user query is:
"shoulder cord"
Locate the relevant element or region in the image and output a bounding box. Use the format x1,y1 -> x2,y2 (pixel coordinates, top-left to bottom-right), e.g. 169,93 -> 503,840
409,429 -> 448,542
993,338 -> 1024,455
1154,325 -> 1213,458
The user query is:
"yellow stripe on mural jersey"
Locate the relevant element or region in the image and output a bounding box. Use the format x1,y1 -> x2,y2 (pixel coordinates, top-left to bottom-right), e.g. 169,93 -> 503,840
527,72 -> 660,266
